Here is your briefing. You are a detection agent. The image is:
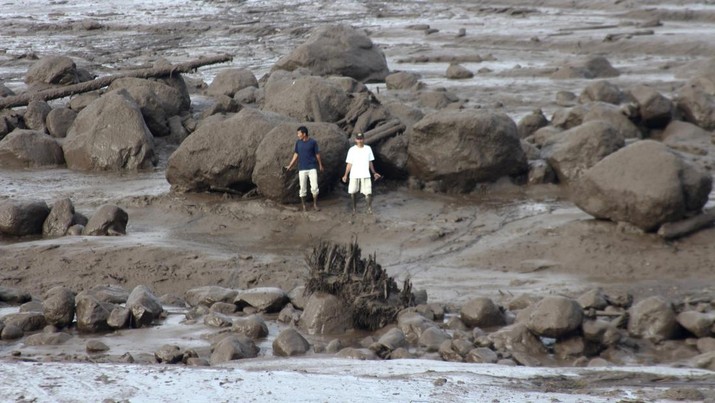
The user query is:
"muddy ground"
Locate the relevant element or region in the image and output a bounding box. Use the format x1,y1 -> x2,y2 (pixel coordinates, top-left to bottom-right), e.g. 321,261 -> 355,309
1,0 -> 715,401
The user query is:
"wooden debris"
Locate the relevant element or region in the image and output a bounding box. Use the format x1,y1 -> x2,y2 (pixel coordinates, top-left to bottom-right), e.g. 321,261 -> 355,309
0,54 -> 233,110
305,240 -> 414,330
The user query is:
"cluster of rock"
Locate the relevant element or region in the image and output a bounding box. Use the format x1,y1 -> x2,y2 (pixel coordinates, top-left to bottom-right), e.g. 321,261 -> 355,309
2,283 -> 714,371
1,23 -> 714,233
0,198 -> 127,237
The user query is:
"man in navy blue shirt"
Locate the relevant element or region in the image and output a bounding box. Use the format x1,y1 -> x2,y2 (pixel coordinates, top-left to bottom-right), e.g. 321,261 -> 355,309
284,126 -> 324,211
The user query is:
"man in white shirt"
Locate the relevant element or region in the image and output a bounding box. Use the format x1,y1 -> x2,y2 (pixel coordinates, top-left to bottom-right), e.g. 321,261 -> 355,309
341,133 -> 381,214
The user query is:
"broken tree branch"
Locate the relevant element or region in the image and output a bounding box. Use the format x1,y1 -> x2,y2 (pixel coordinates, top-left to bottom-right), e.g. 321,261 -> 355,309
0,54 -> 233,110
364,119 -> 405,146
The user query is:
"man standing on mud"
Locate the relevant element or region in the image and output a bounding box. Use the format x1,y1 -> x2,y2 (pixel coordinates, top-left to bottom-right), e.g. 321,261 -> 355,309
342,133 -> 381,214
285,126 -> 324,211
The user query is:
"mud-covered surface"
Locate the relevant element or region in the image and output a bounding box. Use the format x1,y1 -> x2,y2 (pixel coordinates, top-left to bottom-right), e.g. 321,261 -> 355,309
2,0 -> 715,401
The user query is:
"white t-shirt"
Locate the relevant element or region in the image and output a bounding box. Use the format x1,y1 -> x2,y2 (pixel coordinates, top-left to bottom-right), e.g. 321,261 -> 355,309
345,145 -> 374,179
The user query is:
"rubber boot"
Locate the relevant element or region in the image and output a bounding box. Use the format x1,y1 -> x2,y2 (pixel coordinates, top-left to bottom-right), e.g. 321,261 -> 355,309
312,193 -> 320,211
300,197 -> 307,212
366,195 -> 373,214
350,194 -> 357,214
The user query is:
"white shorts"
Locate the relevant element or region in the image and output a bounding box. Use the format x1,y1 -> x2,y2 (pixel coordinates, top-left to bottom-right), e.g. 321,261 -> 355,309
348,178 -> 372,195
299,169 -> 319,197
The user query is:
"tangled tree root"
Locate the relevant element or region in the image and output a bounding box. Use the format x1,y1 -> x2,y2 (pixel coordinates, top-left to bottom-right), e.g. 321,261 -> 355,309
305,240 -> 415,331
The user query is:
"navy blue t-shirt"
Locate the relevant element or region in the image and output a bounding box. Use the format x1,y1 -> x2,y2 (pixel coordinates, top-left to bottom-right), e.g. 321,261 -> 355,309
295,138 -> 319,170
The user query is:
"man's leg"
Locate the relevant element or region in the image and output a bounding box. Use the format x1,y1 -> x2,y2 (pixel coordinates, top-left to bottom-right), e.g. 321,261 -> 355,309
308,169 -> 320,210
348,178 -> 359,214
298,170 -> 309,211
362,178 -> 373,214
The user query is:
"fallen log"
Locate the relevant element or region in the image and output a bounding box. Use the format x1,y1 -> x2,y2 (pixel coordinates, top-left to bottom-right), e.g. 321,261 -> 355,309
657,208 -> 715,240
0,54 -> 233,110
364,119 -> 405,146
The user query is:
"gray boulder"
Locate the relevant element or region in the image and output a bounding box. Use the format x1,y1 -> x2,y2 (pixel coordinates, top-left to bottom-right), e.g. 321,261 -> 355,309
526,296 -> 584,338
63,89 -> 156,171
232,315 -> 269,339
273,328 -> 311,357
126,285 -> 163,328
46,107 -> 77,138
253,122 -> 348,202
541,120 -> 625,183
675,79 -> 715,130
234,287 -> 288,313
43,198 -> 76,237
298,292 -> 352,335
207,69 -> 258,97
582,102 -> 641,139
573,140 -> 712,231
460,297 -> 505,328
579,80 -> 624,105
185,286 -> 238,307
0,286 -> 31,304
273,24 -> 389,83
676,311 -> 714,338
24,100 -> 52,132
75,293 -> 112,333
210,334 -> 259,364
42,286 -> 76,328
407,110 -> 527,191
517,109 -> 549,139
385,71 -> 421,90
0,129 -> 65,168
446,63 -> 474,79
25,56 -> 79,86
488,323 -> 548,354
166,108 -> 292,192
627,84 -> 673,129
82,204 -> 128,236
263,73 -> 351,123
0,199 -> 50,236
551,56 -> 619,79
628,296 -> 679,342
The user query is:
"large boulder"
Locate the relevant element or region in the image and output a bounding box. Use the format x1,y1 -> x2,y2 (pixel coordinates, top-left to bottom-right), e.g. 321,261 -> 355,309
675,80 -> 715,131
579,80 -> 624,105
541,120 -> 625,183
63,89 -> 156,171
627,84 -> 673,129
126,285 -> 164,328
46,107 -> 77,138
272,24 -> 389,83
0,129 -> 65,168
0,200 -> 50,236
628,296 -> 680,342
82,204 -> 128,236
573,140 -> 712,231
23,100 -> 52,132
263,72 -> 351,123
407,110 -> 527,191
43,198 -> 76,237
166,108 -> 293,192
551,56 -> 620,79
581,102 -> 641,139
25,56 -> 79,86
42,286 -> 76,328
207,69 -> 258,97
298,292 -> 352,335
526,296 -> 584,338
252,122 -> 349,202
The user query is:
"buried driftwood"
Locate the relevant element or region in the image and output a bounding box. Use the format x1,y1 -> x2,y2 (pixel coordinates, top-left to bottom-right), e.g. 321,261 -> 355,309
0,54 -> 233,110
657,208 -> 715,240
364,119 -> 406,146
305,240 -> 414,330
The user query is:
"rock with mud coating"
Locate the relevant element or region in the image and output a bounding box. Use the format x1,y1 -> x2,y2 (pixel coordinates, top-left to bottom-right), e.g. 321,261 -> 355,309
675,79 -> 715,130
126,285 -> 164,328
626,84 -> 673,129
446,63 -> 473,79
233,287 -> 288,313
273,24 -> 389,83
24,100 -> 51,132
551,56 -> 620,79
25,56 -> 79,86
372,328 -> 408,357
185,286 -> 238,308
42,198 -> 76,237
209,302 -> 237,315
573,140 -> 712,231
210,334 -> 259,364
278,304 -> 302,325
75,292 -> 112,333
0,129 -> 64,168
155,345 -> 184,364
204,312 -> 233,328
107,306 -> 131,329
273,328 -> 311,357
579,80 -> 624,105
689,351 -> 715,371
419,326 -> 451,352
207,68 -> 258,97
385,71 -> 421,90
581,102 -> 641,139
677,311 -> 715,338
46,107 -> 77,139
63,89 -> 156,171
517,109 -> 549,139
628,296 -> 679,342
407,110 -> 527,192
488,323 -> 547,355
87,285 -> 130,305
298,292 -> 352,335
0,286 -> 31,304
460,297 -> 506,329
42,286 -> 76,328
540,120 -> 625,183
253,122 -> 349,203
263,72 -> 351,123
24,332 -> 72,346
1,324 -> 22,340
397,312 -> 435,345
336,347 -> 379,360
0,199 -> 50,236
166,108 -> 292,193
82,204 -> 128,236
577,288 -> 609,310
527,296 -> 583,338
466,347 -> 498,364
2,312 -> 47,333
232,315 -> 269,339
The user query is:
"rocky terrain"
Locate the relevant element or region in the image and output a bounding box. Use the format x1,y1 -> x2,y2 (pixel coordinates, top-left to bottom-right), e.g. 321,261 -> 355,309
2,0 -> 715,401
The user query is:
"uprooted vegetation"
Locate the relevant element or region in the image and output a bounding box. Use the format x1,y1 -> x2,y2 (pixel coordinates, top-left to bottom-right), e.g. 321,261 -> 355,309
305,240 -> 414,330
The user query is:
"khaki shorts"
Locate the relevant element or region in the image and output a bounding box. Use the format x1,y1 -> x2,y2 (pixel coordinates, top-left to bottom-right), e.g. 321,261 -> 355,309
348,178 -> 372,195
299,169 -> 319,197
